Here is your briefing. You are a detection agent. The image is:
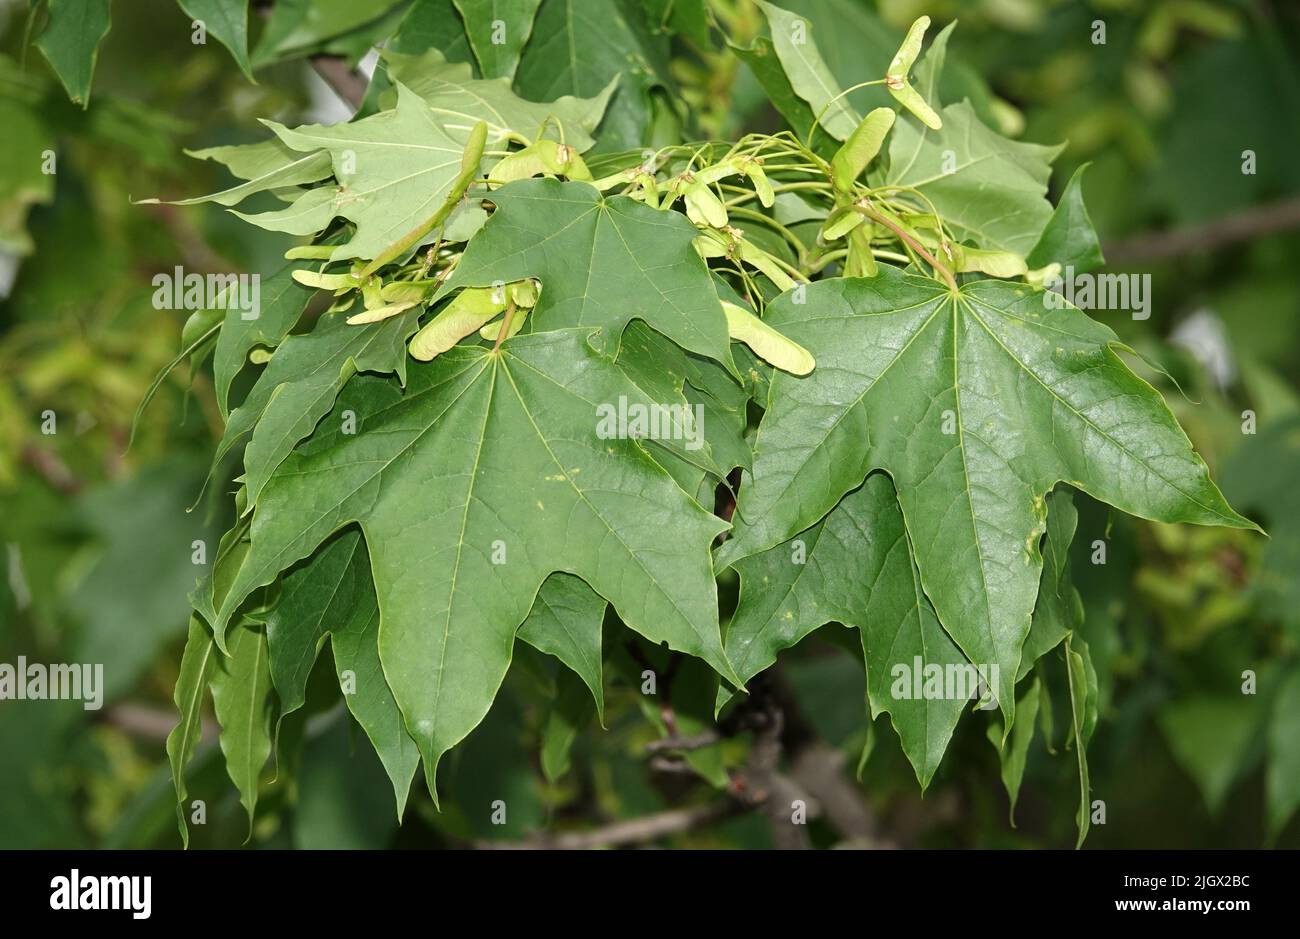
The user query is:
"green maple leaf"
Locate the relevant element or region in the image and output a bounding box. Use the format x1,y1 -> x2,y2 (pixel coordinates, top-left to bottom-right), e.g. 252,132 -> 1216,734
264,83 -> 471,262
439,178 -> 736,372
172,530 -> 268,843
210,262 -> 315,418
730,36 -> 837,156
1016,489 -> 1084,679
1065,635 -> 1098,847
988,489 -> 1084,827
728,480 -> 1084,786
886,101 -> 1064,257
260,540 -> 608,814
540,667 -> 597,782
150,140 -> 333,208
719,267 -> 1254,727
613,320 -> 752,498
167,617 -> 219,848
231,186 -> 342,236
178,0 -> 254,80
154,49 -> 613,254
756,1 -> 859,140
383,47 -> 616,152
389,0 -> 473,61
986,676 -> 1041,826
725,473 -> 969,786
1027,164 -> 1104,274
204,328 -> 737,796
252,0 -> 404,64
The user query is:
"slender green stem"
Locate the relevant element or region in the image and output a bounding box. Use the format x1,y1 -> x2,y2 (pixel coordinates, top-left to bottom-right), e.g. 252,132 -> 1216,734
722,180 -> 831,208
861,205 -> 958,292
805,78 -> 889,148
726,206 -> 807,260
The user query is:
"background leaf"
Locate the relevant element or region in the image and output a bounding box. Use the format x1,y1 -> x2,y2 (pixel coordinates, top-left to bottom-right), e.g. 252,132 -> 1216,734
35,0 -> 111,107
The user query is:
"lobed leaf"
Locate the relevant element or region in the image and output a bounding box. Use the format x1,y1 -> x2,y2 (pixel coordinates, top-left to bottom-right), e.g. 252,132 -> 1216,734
720,268 -> 1254,728
205,329 -> 739,798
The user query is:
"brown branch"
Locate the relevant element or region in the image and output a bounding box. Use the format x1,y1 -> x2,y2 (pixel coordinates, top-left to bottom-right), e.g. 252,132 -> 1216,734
477,802 -> 742,849
309,54 -> 368,110
767,667 -> 895,848
741,699 -> 812,850
1104,195 -> 1300,265
22,444 -> 80,495
789,744 -> 890,847
255,2 -> 368,110
644,730 -> 722,754
100,703 -> 216,743
646,754 -> 700,775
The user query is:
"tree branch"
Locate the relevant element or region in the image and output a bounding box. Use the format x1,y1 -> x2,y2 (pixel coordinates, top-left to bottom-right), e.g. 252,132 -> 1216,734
741,697 -> 812,850
22,444 -> 80,495
789,744 -> 889,847
1103,196 -> 1300,265
256,2 -> 368,110
477,802 -> 743,849
309,54 -> 368,110
767,667 -> 895,848
644,730 -> 722,754
100,702 -> 215,743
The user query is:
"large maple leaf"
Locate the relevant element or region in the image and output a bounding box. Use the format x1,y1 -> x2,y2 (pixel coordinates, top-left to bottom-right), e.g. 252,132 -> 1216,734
203,328 -> 738,793
718,267 -> 1254,725
725,475 -> 1084,787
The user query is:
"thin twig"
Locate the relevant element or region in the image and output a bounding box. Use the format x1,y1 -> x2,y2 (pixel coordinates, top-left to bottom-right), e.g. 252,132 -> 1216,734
478,802 -> 742,849
644,730 -> 722,754
768,667 -> 895,848
22,444 -> 80,495
742,697 -> 812,850
256,2 -> 368,110
100,703 -> 216,743
309,54 -> 368,110
1103,196 -> 1300,264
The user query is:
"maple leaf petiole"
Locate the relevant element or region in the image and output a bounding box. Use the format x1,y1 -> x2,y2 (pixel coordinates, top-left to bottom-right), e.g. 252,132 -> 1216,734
491,297 -> 517,354
859,204 -> 958,292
